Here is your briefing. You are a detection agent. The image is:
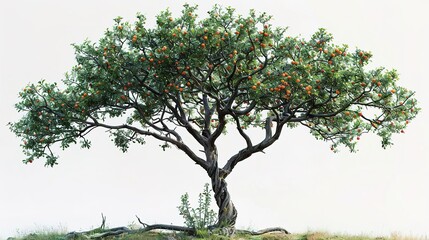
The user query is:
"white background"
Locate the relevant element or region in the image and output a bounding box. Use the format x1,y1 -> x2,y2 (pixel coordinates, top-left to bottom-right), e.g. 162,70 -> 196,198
1,0 -> 428,239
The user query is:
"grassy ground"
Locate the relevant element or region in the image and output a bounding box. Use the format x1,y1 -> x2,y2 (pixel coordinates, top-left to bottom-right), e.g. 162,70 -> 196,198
8,230 -> 426,240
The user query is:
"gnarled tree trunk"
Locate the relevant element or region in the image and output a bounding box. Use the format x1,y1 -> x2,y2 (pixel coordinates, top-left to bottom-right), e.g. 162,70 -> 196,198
212,175 -> 237,228
207,157 -> 237,231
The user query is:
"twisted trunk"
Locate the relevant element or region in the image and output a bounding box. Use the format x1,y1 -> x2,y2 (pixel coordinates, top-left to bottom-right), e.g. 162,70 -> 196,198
211,173 -> 237,228
207,149 -> 237,230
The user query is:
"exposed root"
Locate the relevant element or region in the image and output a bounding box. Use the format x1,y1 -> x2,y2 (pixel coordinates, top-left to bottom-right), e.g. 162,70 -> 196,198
99,213 -> 106,230
66,226 -> 289,239
66,225 -> 196,239
65,215 -> 195,239
135,215 -> 195,235
66,225 -> 195,239
64,214 -> 289,239
236,227 -> 290,235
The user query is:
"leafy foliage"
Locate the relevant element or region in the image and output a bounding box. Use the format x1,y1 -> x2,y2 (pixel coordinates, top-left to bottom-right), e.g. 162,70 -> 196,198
9,4 -> 418,169
178,183 -> 217,229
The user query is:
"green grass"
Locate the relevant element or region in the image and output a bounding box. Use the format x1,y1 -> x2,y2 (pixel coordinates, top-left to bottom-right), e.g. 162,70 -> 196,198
8,230 -> 426,240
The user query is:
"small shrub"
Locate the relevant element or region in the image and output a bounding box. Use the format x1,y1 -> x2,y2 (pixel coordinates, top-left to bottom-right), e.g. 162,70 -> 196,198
177,183 -> 217,230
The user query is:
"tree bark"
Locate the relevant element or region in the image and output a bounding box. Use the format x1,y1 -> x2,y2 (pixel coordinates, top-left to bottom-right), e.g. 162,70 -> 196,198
208,160 -> 238,230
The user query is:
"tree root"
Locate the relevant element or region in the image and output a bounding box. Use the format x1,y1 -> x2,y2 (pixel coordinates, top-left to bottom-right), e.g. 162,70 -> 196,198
64,214 -> 289,239
65,224 -> 195,239
236,227 -> 290,235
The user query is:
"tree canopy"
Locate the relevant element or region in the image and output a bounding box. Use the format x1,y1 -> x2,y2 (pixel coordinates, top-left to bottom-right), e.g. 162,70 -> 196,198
10,5 -> 418,168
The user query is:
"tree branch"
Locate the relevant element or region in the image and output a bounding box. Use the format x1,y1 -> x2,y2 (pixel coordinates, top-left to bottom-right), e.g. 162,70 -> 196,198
231,113 -> 252,148
84,121 -> 209,170
222,115 -> 285,177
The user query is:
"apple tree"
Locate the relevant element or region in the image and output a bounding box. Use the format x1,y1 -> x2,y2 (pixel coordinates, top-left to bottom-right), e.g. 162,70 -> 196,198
9,4 -> 419,231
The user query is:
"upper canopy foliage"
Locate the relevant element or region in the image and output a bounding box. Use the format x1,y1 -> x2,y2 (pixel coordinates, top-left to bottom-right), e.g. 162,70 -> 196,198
10,4 -> 419,167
